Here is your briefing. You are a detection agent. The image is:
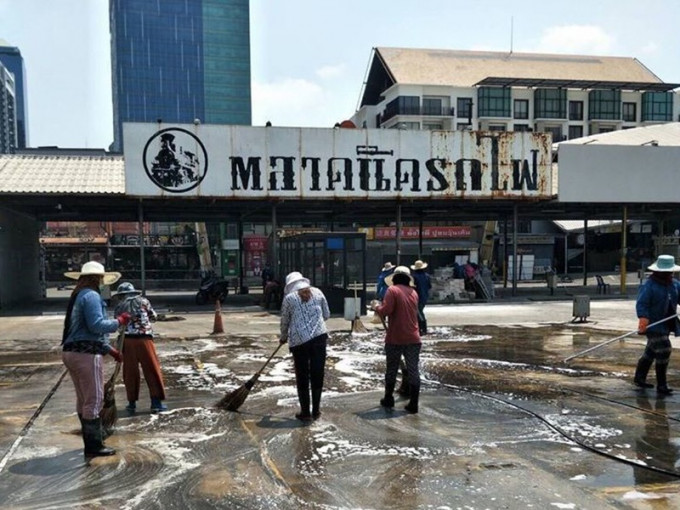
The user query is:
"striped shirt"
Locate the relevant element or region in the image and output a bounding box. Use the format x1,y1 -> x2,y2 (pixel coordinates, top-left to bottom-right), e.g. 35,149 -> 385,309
280,287 -> 330,348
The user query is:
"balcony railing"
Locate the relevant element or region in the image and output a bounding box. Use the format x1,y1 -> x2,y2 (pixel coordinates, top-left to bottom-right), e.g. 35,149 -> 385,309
381,106 -> 455,124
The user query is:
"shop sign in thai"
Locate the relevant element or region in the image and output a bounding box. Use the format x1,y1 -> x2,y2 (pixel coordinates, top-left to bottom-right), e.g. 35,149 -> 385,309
124,124 -> 552,199
374,226 -> 471,239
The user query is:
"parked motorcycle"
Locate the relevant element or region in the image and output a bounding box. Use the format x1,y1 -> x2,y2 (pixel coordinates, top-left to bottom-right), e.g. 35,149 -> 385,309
195,272 -> 229,305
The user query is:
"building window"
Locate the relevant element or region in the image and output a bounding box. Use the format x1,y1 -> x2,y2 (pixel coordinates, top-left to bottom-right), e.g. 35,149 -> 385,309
457,97 -> 473,122
569,101 -> 584,121
423,97 -> 443,115
384,95 -> 420,121
641,91 -> 673,122
513,124 -> 530,132
488,124 -> 506,132
513,99 -> 529,119
389,121 -> 420,130
478,87 -> 510,117
457,122 -> 471,130
622,102 -> 637,122
568,125 -> 583,139
543,126 -> 563,143
588,89 -> 621,120
534,88 -> 566,119
422,122 -> 443,130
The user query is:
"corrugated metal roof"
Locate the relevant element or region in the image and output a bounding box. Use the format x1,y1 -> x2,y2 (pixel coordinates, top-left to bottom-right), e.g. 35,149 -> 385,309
376,47 -> 665,88
553,220 -> 623,232
558,122 -> 680,147
0,154 -> 125,194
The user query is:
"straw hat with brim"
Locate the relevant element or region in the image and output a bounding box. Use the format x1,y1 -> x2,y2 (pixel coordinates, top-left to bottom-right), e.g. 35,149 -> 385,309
382,262 -> 395,271
410,260 -> 428,270
114,282 -> 141,297
648,254 -> 680,272
64,261 -> 122,286
385,265 -> 415,287
284,271 -> 311,295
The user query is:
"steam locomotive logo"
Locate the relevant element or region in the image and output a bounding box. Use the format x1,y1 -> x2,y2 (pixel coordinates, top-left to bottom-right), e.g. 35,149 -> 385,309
143,128 -> 208,192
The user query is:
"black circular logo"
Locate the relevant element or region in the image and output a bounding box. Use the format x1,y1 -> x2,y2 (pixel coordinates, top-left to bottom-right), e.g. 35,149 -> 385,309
143,128 -> 208,193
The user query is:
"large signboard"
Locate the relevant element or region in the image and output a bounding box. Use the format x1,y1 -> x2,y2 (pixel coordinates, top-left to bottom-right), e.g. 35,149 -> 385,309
124,123 -> 552,199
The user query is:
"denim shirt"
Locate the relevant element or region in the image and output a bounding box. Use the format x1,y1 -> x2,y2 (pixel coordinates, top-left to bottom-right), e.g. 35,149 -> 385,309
636,277 -> 680,335
63,289 -> 120,354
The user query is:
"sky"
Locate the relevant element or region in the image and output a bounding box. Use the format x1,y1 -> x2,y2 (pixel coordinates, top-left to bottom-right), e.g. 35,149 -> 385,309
0,0 -> 679,149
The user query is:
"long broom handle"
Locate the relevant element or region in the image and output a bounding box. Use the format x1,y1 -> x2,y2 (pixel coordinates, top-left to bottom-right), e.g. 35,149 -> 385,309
253,342 -> 284,379
564,313 -> 679,363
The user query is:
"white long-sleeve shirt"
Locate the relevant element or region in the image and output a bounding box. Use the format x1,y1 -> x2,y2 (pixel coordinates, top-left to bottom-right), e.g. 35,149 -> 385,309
280,287 -> 330,348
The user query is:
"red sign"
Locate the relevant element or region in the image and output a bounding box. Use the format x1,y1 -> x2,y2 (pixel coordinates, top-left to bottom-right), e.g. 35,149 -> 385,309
374,226 -> 471,240
244,236 -> 268,251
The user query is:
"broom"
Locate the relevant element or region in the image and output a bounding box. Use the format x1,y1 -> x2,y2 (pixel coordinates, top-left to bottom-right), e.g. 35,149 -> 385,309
216,342 -> 284,411
100,329 -> 125,432
351,282 -> 368,333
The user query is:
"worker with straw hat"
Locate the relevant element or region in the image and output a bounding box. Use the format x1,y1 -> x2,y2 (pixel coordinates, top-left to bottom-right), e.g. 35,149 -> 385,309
410,259 -> 431,335
62,261 -> 131,458
372,265 -> 422,414
634,254 -> 680,395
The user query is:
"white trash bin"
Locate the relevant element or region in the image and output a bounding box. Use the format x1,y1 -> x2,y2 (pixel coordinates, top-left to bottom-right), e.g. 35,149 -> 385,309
572,295 -> 590,322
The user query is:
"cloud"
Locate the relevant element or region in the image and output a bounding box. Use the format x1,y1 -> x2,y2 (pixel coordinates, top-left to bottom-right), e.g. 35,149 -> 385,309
252,76 -> 359,128
533,25 -> 615,55
316,64 -> 346,80
252,78 -> 327,127
639,41 -> 658,54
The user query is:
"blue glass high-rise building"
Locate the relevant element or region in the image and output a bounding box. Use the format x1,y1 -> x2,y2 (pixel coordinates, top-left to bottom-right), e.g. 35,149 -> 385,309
0,40 -> 29,149
109,0 -> 251,152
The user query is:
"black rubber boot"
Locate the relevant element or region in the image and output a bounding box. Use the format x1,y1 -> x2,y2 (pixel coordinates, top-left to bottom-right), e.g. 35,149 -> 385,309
296,386 -> 312,422
656,364 -> 673,395
312,388 -> 322,420
634,357 -> 654,388
380,382 -> 395,408
397,361 -> 410,397
404,384 -> 420,414
82,418 -> 116,457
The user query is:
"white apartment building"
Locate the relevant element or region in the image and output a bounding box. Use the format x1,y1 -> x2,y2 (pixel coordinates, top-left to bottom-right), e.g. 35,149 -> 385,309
352,48 -> 680,141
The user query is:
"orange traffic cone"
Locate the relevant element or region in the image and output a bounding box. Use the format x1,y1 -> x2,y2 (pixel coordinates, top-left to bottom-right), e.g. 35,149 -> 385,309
212,299 -> 224,334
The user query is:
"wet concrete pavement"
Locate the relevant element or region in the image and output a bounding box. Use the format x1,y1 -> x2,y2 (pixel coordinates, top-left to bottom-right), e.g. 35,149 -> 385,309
1,287 -> 680,509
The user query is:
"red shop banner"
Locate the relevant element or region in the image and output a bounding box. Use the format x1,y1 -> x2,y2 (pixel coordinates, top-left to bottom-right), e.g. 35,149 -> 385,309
243,236 -> 268,251
244,236 -> 268,277
374,226 -> 471,240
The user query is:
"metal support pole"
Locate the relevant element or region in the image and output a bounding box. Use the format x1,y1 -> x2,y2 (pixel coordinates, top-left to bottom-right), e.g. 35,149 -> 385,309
418,216 -> 423,259
137,200 -> 146,294
503,216 -> 508,288
582,219 -> 588,286
238,219 -> 244,293
620,206 -> 627,293
512,204 -> 518,296
271,204 -> 278,279
396,203 -> 402,266
657,217 -> 664,257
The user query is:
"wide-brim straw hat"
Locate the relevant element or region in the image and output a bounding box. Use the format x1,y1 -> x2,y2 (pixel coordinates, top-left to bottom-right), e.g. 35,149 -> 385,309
382,262 -> 395,271
385,265 -> 415,287
410,259 -> 428,270
284,271 -> 311,295
648,254 -> 680,272
64,261 -> 121,286
114,281 -> 141,297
